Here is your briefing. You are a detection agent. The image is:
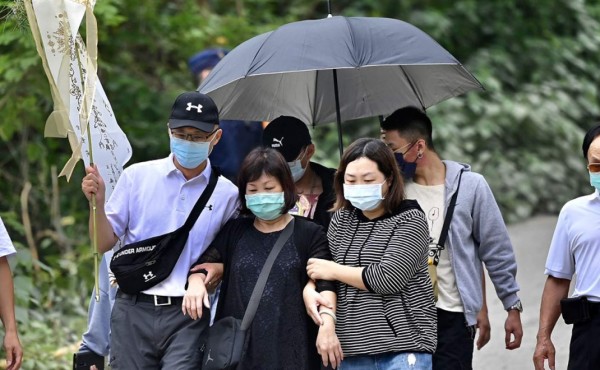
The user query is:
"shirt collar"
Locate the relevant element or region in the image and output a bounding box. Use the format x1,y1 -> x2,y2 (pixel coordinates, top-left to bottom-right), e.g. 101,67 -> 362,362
164,153 -> 212,183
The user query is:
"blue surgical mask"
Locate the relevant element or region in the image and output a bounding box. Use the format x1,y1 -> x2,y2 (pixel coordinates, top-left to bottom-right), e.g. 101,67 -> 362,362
288,151 -> 307,182
245,192 -> 285,220
590,171 -> 600,191
170,136 -> 212,169
343,183 -> 385,211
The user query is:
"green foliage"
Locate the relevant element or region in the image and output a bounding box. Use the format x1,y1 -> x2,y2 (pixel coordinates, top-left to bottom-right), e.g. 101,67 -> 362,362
1,0 -> 600,365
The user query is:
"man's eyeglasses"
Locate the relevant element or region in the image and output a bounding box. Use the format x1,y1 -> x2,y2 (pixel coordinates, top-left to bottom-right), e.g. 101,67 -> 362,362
171,129 -> 217,143
588,162 -> 600,173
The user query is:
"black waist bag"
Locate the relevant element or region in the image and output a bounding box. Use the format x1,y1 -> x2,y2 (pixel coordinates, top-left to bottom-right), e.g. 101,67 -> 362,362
110,170 -> 217,294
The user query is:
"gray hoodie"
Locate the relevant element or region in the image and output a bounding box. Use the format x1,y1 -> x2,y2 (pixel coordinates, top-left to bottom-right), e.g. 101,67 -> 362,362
442,160 -> 520,326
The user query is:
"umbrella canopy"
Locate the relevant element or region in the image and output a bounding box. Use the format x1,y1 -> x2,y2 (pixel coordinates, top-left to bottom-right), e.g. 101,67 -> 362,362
200,16 -> 483,126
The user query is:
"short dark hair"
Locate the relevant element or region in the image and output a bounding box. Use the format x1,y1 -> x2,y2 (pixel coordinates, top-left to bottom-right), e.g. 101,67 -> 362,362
582,123 -> 600,161
237,147 -> 297,216
332,138 -> 405,213
381,106 -> 435,150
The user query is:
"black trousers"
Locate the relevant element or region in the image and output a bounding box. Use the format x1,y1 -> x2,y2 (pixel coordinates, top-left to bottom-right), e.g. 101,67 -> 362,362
433,308 -> 475,370
567,303 -> 600,370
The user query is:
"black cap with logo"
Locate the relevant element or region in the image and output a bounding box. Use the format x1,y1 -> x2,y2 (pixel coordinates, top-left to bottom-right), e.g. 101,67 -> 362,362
168,91 -> 219,132
262,116 -> 312,162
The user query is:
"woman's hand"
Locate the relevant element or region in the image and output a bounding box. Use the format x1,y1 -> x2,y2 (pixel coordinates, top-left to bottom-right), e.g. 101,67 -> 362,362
182,274 -> 210,320
189,262 -> 224,293
307,258 -> 338,281
303,283 -> 333,325
316,316 -> 343,369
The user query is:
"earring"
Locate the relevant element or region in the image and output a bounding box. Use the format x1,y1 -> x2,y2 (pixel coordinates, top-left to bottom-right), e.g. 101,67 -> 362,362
417,152 -> 423,159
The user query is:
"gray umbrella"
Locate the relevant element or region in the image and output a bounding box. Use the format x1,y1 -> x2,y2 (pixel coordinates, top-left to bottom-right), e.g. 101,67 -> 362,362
199,16 -> 483,155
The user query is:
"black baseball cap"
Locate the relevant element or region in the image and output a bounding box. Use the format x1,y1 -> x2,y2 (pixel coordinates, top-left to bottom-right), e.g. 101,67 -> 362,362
262,116 -> 312,162
168,91 -> 219,132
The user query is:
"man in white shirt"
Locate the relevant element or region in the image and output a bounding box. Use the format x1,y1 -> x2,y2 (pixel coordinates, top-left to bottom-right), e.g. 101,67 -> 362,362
534,123 -> 600,370
81,91 -> 238,369
0,218 -> 23,370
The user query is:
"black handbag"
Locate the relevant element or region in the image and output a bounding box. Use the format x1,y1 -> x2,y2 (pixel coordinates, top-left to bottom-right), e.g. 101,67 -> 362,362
201,218 -> 295,370
110,170 -> 218,294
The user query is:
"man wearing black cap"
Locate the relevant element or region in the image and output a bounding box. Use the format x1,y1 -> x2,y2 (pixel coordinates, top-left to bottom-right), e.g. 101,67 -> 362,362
188,48 -> 263,182
81,91 -> 239,369
262,116 -> 335,229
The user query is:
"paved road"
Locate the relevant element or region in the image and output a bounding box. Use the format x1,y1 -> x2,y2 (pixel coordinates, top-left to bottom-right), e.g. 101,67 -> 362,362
473,215 -> 572,370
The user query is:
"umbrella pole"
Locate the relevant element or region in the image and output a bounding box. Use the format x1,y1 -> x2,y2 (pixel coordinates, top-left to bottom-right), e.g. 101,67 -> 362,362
333,69 -> 344,158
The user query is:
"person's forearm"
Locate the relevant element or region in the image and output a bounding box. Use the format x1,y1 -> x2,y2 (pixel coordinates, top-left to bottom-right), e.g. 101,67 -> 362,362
536,276 -> 570,340
0,258 -> 17,333
89,203 -> 118,253
319,290 -> 337,312
332,265 -> 367,291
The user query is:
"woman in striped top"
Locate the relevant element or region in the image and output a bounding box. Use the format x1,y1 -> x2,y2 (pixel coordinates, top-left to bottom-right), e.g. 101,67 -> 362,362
307,138 -> 436,370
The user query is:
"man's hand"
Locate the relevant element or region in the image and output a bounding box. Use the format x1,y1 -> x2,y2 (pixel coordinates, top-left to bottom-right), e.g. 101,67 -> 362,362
82,165 -> 106,204
182,274 -> 210,320
533,336 -> 556,370
504,310 -> 523,350
303,284 -> 333,325
306,258 -> 338,281
190,263 -> 223,293
476,306 -> 491,350
3,330 -> 22,370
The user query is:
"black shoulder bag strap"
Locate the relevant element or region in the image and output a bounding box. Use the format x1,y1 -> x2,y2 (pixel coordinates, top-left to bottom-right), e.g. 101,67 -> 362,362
180,168 -> 219,233
240,218 -> 295,330
438,169 -> 464,248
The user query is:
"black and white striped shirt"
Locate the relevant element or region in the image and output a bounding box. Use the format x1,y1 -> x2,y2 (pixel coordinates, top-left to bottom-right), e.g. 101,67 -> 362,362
328,200 -> 437,356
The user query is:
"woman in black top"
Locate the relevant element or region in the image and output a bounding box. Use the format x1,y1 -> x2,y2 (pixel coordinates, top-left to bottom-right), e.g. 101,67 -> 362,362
183,147 -> 342,369
307,138 -> 436,370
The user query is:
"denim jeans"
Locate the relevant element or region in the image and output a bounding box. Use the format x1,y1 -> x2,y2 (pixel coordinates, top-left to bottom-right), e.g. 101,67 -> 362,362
340,352 -> 432,370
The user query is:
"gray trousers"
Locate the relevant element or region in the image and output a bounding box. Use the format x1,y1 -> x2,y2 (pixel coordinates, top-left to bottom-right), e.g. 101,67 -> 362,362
110,293 -> 209,369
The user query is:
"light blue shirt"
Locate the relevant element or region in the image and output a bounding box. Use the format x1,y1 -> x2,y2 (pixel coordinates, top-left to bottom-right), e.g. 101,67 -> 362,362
0,217 -> 16,258
545,190 -> 600,302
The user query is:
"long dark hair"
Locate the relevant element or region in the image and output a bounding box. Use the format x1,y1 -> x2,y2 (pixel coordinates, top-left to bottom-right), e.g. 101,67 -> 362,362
332,138 -> 405,213
237,147 -> 297,215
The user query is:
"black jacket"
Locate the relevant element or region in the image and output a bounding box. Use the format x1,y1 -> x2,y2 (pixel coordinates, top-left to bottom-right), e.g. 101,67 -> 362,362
309,161 -> 336,230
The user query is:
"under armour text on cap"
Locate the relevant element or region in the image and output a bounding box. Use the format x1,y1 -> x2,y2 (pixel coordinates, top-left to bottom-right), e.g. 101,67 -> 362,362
168,91 -> 219,132
262,116 -> 312,162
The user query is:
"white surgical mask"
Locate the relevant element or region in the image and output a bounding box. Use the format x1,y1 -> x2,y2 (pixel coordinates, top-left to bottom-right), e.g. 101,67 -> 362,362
288,150 -> 307,182
343,182 -> 385,211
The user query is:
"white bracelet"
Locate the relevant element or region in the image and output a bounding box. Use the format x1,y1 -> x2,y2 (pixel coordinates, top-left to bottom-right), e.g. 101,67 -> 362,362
319,310 -> 337,324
